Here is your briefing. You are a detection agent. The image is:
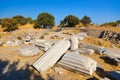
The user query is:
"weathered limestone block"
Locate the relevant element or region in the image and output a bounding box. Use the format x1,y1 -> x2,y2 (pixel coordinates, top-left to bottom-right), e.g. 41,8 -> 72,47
3,40 -> 21,46
35,39 -> 51,51
75,32 -> 87,40
23,36 -> 32,44
100,48 -> 120,66
58,52 -> 97,75
70,35 -> 79,50
18,46 -> 40,56
0,40 -> 3,45
80,43 -> 106,54
77,48 -> 95,55
32,38 -> 70,73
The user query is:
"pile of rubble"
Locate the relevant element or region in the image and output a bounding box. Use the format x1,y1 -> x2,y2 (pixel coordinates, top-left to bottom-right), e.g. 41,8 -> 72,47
1,30 -> 120,79
32,33 -> 100,75
15,32 -> 119,77
32,38 -> 98,75
18,39 -> 52,56
99,30 -> 120,44
31,33 -> 120,79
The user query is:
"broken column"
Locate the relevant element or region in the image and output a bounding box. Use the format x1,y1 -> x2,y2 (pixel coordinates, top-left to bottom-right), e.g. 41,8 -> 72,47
70,35 -> 79,50
58,52 -> 97,75
32,38 -> 70,73
23,35 -> 32,44
80,43 -> 106,54
35,39 -> 51,51
76,32 -> 87,40
77,48 -> 95,55
104,48 -> 120,66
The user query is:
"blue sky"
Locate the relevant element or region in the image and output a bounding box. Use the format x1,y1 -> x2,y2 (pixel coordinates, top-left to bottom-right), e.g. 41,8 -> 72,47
0,0 -> 120,25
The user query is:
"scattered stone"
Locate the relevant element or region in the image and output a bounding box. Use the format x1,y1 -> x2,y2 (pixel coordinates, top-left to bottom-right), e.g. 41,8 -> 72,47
76,32 -> 87,40
3,40 -> 21,46
58,52 -> 97,75
23,36 -> 31,44
35,39 -> 51,51
0,40 -> 3,46
104,48 -> 120,66
70,35 -> 79,50
106,48 -> 120,58
32,38 -> 70,73
18,46 -> 40,56
62,32 -> 73,35
80,43 -> 106,54
50,35 -> 59,39
54,67 -> 63,75
99,31 -> 120,44
77,48 -> 95,55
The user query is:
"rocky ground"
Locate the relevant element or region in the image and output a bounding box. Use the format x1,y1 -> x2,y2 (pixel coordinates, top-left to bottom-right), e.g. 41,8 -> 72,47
0,24 -> 120,80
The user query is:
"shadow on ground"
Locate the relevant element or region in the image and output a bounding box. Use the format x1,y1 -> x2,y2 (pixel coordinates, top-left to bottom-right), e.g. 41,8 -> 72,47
0,59 -> 44,80
100,56 -> 118,66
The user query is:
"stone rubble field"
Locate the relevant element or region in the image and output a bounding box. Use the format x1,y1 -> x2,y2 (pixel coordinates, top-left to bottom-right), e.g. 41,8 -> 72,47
0,25 -> 120,80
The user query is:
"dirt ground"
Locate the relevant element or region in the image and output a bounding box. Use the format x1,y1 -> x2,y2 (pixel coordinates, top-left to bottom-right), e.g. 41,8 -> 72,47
0,24 -> 120,80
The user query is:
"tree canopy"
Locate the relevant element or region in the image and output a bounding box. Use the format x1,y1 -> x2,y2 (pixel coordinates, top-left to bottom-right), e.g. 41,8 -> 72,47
13,15 -> 26,25
60,15 -> 80,27
26,17 -> 33,24
1,18 -> 18,32
35,12 -> 55,28
81,15 -> 91,25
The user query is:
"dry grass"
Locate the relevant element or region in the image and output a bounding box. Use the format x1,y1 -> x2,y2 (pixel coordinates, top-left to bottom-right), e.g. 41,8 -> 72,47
82,36 -> 112,48
0,24 -> 120,80
91,26 -> 120,33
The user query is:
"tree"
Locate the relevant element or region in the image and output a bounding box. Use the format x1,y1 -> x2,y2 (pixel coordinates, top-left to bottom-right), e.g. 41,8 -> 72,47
33,21 -> 41,29
81,15 -> 91,25
1,18 -> 18,32
60,15 -> 80,27
13,15 -> 26,25
26,17 -> 33,24
0,19 -> 2,25
35,12 -> 55,28
116,20 -> 120,24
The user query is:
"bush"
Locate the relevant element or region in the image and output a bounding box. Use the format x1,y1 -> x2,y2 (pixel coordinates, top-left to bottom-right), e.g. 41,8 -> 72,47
33,22 -> 41,29
60,15 -> 80,27
1,18 -> 18,32
101,22 -> 117,27
81,15 -> 91,25
26,17 -> 33,24
13,15 -> 27,25
36,12 -> 55,28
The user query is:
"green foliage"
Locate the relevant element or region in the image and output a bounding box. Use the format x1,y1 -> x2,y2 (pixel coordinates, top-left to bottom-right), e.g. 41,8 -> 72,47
81,15 -> 91,25
116,20 -> 120,24
101,20 -> 120,27
1,18 -> 18,32
0,19 -> 2,25
33,21 -> 41,29
26,17 -> 33,24
60,15 -> 80,27
13,15 -> 26,25
36,12 -> 55,28
101,22 -> 117,27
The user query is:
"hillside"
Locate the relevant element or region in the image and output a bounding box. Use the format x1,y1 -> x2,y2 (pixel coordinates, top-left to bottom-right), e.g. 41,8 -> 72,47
0,24 -> 120,80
